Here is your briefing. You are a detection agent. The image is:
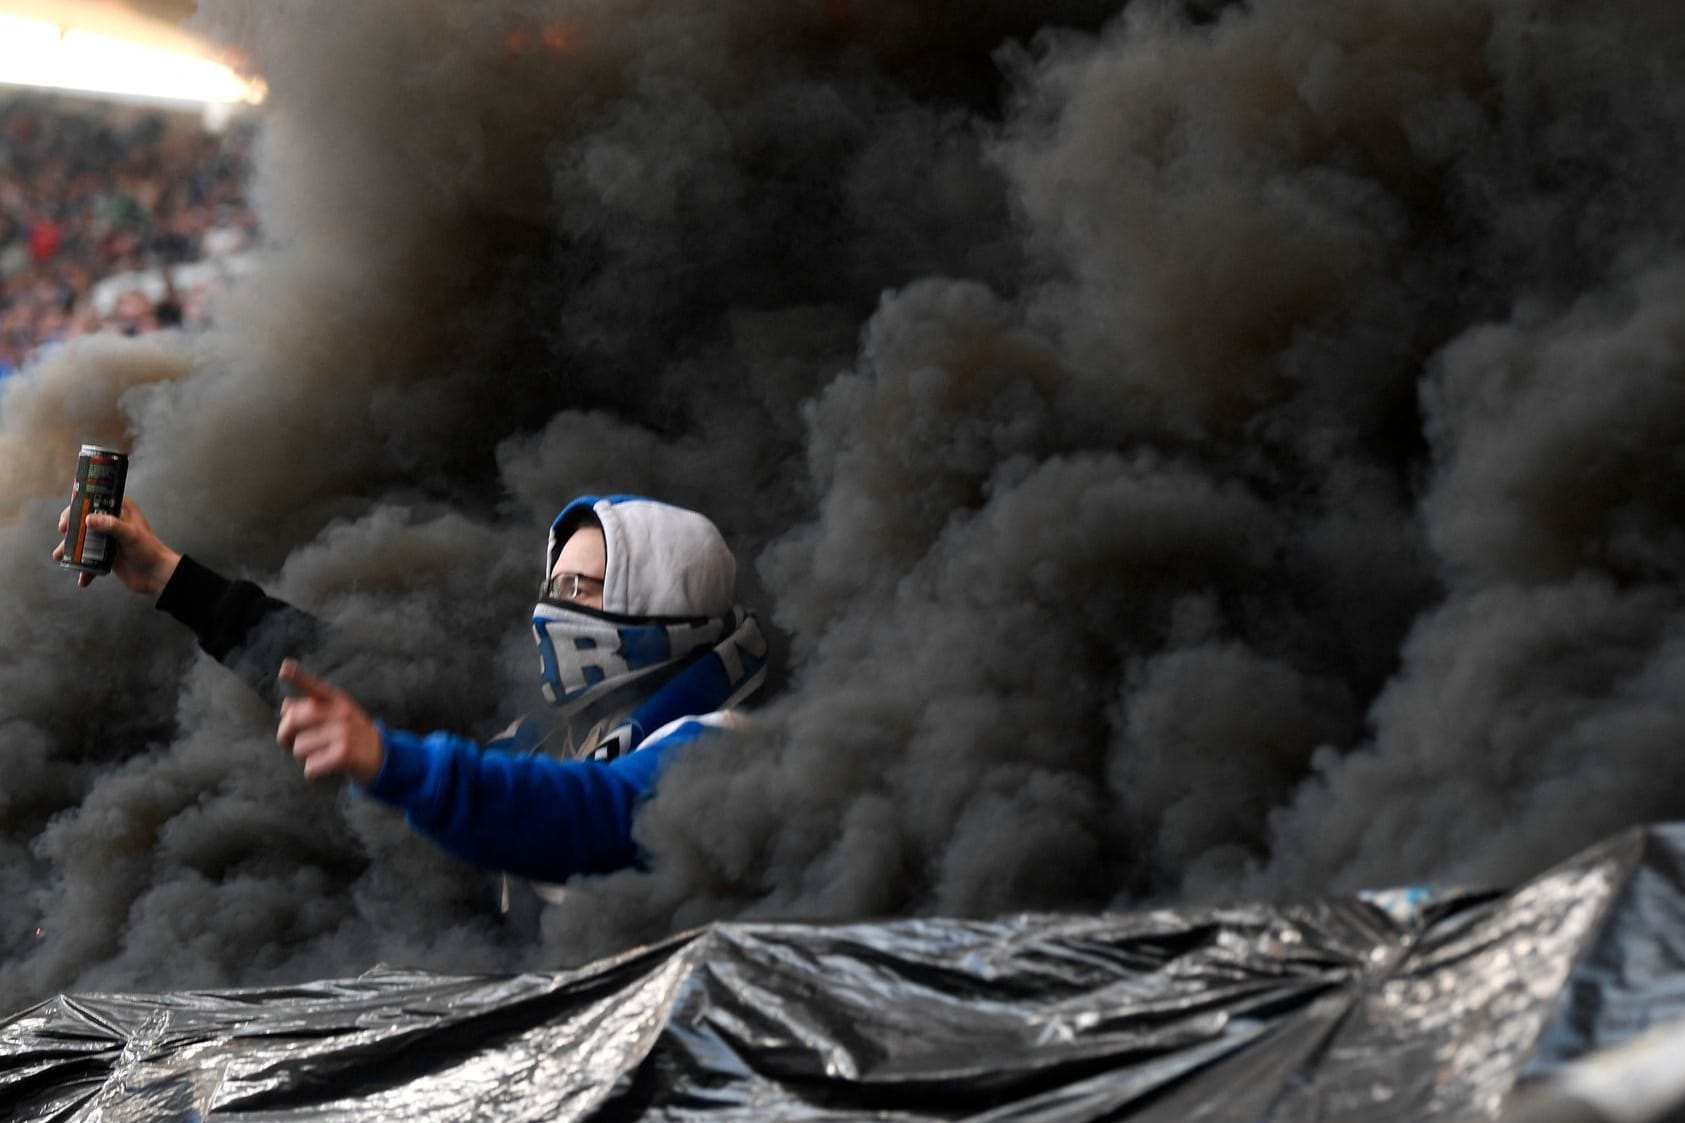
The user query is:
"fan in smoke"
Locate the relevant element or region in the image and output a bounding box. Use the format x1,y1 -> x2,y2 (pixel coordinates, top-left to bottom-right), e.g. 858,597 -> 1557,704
1,0 -> 1683,1016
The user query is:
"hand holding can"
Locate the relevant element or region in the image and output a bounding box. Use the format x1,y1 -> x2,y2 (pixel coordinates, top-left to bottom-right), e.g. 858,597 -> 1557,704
53,454 -> 182,596
58,445 -> 128,578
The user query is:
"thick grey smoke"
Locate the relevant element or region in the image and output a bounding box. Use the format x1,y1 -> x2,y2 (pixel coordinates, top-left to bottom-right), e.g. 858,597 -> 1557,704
2,0 -> 1684,1011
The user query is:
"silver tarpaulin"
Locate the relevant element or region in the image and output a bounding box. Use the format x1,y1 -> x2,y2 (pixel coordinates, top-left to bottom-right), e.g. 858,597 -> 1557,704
5,825 -> 1684,1122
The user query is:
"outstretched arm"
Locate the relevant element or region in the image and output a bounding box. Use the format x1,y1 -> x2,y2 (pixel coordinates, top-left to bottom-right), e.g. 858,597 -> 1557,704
275,659 -> 673,882
53,498 -> 323,704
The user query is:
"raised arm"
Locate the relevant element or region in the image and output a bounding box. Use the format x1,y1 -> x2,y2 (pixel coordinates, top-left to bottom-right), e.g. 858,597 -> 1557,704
55,498 -> 322,705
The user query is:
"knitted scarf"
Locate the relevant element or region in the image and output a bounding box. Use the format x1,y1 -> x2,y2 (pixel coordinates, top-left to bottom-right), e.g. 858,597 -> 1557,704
530,600 -> 767,760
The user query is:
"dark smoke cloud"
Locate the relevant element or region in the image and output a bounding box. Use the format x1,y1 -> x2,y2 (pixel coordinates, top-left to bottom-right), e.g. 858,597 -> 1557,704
3,0 -> 1685,1010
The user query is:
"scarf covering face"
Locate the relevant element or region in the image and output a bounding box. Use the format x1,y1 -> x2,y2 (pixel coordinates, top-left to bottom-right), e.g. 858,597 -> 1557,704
532,496 -> 767,759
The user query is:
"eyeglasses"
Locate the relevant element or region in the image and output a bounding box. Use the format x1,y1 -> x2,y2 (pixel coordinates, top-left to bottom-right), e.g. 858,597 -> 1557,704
544,571 -> 605,603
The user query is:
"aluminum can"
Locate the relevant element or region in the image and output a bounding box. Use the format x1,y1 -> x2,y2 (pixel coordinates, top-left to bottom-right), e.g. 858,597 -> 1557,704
60,445 -> 129,574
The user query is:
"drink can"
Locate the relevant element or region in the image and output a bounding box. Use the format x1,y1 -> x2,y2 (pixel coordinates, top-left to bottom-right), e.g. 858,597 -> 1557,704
60,445 -> 129,575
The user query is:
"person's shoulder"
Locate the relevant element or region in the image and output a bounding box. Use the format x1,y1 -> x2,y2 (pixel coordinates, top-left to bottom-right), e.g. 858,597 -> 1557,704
639,709 -> 753,752
604,711 -> 754,771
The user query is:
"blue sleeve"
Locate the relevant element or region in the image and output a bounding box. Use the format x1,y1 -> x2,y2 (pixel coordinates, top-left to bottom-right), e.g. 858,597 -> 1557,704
360,721 -> 713,883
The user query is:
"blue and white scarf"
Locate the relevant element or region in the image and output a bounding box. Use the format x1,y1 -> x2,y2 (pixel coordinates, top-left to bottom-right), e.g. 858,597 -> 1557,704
531,600 -> 767,760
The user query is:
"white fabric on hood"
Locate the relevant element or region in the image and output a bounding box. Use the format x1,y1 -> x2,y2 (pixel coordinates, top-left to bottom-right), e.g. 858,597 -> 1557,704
548,496 -> 736,618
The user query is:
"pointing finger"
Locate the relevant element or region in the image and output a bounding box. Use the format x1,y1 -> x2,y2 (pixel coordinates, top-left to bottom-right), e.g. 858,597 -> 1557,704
278,659 -> 341,703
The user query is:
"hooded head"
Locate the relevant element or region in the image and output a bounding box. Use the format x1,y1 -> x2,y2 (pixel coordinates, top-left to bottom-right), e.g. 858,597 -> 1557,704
532,496 -> 759,738
546,494 -> 736,618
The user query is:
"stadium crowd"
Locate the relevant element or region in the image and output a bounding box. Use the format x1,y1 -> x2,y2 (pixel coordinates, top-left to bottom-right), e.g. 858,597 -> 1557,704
0,95 -> 256,377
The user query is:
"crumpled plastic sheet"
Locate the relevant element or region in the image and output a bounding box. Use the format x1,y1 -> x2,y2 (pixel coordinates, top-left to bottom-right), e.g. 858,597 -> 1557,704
2,824 -> 1677,1122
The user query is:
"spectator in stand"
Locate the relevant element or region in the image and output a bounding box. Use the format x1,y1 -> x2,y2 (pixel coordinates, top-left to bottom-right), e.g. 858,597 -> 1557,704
0,95 -> 257,375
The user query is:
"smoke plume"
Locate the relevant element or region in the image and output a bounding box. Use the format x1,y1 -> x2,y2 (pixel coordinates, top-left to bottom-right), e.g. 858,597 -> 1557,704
3,0 -> 1685,1010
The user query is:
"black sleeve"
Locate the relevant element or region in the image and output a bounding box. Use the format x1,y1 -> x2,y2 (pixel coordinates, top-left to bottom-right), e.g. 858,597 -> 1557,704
156,555 -> 325,707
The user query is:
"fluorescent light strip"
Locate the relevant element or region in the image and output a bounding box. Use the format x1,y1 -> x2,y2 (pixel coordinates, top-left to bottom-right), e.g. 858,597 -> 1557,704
0,12 -> 261,106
